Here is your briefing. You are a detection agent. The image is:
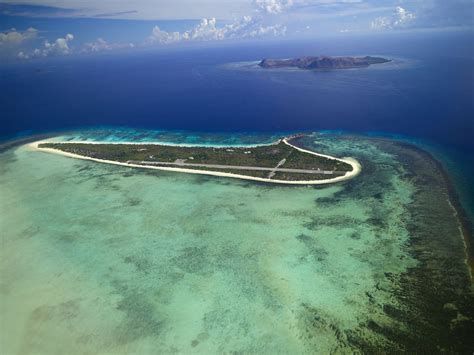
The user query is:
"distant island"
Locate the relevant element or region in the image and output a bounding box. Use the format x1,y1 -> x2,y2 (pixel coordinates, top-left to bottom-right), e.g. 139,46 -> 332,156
32,136 -> 361,185
259,56 -> 390,70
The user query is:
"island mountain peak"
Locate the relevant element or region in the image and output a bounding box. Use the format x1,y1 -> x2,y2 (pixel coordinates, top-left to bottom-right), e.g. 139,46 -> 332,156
259,55 -> 390,70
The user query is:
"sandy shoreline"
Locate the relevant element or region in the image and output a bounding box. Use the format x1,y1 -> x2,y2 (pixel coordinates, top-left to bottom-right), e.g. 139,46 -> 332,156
0,133 -> 60,154
27,138 -> 361,186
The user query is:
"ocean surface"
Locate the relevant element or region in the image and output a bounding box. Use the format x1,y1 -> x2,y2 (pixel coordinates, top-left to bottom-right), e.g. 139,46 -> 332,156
1,31 -> 473,217
1,130 -> 472,352
1,31 -> 474,352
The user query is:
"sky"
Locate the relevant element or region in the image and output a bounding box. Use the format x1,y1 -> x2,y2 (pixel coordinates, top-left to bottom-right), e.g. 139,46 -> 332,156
0,0 -> 473,61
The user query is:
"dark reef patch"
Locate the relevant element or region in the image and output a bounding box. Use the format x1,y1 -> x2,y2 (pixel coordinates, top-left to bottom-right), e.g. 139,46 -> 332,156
377,140 -> 474,352
124,255 -> 152,274
126,197 -> 141,207
296,234 -> 329,262
171,246 -> 209,274
304,215 -> 360,230
296,135 -> 474,352
58,234 -> 77,243
74,164 -> 93,173
363,139 -> 472,351
0,151 -> 18,176
31,299 -> 81,323
114,292 -> 164,345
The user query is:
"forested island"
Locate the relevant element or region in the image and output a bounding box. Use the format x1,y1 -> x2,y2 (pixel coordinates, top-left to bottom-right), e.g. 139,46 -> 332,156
35,137 -> 360,184
259,56 -> 390,70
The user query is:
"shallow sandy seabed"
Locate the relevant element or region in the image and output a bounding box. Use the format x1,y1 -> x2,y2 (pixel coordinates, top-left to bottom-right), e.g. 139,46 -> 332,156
0,132 -> 472,353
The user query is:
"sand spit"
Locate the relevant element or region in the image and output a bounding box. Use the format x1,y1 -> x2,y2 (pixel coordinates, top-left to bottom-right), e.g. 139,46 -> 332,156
27,138 -> 361,185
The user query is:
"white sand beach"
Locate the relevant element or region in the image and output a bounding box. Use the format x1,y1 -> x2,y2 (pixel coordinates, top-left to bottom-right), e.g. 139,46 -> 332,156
27,139 -> 361,185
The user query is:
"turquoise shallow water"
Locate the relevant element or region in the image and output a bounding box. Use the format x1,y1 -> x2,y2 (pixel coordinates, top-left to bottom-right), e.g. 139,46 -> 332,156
56,127 -> 282,146
0,130 -> 472,353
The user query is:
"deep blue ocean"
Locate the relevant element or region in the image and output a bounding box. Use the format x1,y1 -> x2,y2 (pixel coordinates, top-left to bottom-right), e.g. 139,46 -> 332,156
1,31 -> 473,217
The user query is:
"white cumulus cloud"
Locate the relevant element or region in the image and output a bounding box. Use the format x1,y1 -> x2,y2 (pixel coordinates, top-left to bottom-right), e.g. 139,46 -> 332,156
148,0 -> 291,45
0,27 -> 38,45
82,37 -> 135,52
254,0 -> 294,14
18,33 -> 75,59
371,6 -> 416,30
151,26 -> 181,43
17,51 -> 29,59
150,15 -> 286,44
394,6 -> 416,27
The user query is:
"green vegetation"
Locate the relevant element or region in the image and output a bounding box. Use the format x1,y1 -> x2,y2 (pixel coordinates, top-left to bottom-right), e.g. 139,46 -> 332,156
39,139 -> 352,182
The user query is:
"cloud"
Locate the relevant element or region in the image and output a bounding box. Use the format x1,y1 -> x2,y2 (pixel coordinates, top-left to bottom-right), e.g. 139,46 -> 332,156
394,6 -> 416,26
150,26 -> 181,44
371,6 -> 416,30
20,33 -> 75,58
0,3 -> 78,18
82,37 -> 135,52
1,1 -> 247,20
93,10 -> 138,18
148,0 -> 291,45
223,16 -> 287,38
17,34 -> 139,59
47,33 -> 74,54
183,17 -> 221,40
83,37 -> 108,51
17,51 -> 29,59
150,16 -> 286,44
0,27 -> 38,45
254,0 -> 294,14
371,16 -> 391,30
